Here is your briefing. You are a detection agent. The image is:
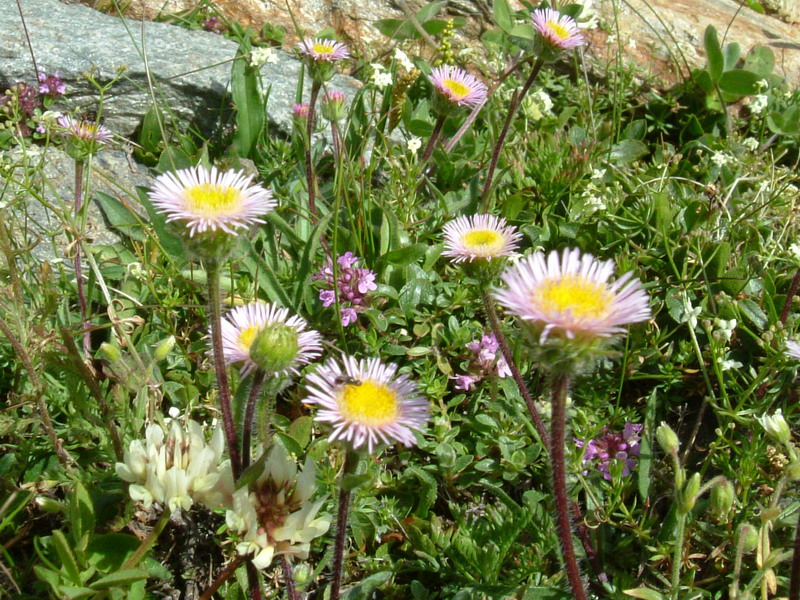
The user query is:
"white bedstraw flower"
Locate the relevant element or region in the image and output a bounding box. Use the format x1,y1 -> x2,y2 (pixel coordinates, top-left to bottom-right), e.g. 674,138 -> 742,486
115,419 -> 233,513
371,64 -> 393,88
250,47 -> 278,67
743,137 -> 760,151
711,152 -> 733,167
304,356 -> 429,453
750,94 -> 768,115
225,444 -> 331,570
407,136 -> 422,154
393,48 -> 415,71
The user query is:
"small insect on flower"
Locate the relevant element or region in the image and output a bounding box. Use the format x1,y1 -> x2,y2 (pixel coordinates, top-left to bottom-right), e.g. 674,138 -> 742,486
334,375 -> 362,386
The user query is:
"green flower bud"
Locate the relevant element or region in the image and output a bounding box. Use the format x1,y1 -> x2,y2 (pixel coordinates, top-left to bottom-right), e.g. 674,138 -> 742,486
99,342 -> 121,362
35,496 -> 65,514
739,524 -> 758,553
154,335 -> 176,361
757,409 -> 791,445
787,460 -> 800,480
292,563 -> 312,587
249,324 -> 299,374
678,472 -> 701,514
656,422 -> 680,455
709,479 -> 734,521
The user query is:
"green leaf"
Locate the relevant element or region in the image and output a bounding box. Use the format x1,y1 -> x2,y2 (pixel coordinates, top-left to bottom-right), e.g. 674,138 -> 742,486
704,25 -> 724,82
86,534 -> 140,571
738,298 -> 768,330
68,482 -> 95,547
610,139 -> 648,163
89,569 -> 149,590
292,212 -> 332,310
288,416 -> 313,449
342,472 -> 373,492
399,278 -> 435,317
718,69 -> 761,96
638,388 -> 658,500
493,0 -> 513,32
744,45 -> 775,78
342,571 -> 392,600
623,588 -> 666,600
95,192 -> 146,242
723,42 -> 741,71
135,186 -> 186,259
236,452 -> 268,490
406,467 -> 438,518
58,586 -> 96,599
137,105 -> 163,155
242,250 -> 292,308
231,44 -> 265,158
380,243 -> 428,266
767,106 -> 800,135
53,529 -> 82,585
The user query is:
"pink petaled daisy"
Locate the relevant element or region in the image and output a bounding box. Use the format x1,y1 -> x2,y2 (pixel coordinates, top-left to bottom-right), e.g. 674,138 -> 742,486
149,165 -> 276,237
531,9 -> 585,50
220,302 -> 322,377
428,65 -> 488,108
787,341 -> 800,361
57,115 -> 113,144
296,38 -> 350,62
493,248 -> 651,343
442,214 -> 522,263
304,356 -> 429,453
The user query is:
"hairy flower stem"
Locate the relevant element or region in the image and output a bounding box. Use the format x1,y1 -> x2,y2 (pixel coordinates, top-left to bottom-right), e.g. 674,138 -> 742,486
245,561 -> 264,600
671,514 -> 687,600
199,555 -> 245,600
241,369 -> 267,471
420,115 -> 446,166
207,264 -> 242,478
481,57 -> 545,212
122,509 -> 171,569
789,514 -> 800,600
550,373 -> 587,600
305,82 -> 321,221
73,159 -> 91,355
283,556 -> 300,600
482,292 -> 548,447
330,450 -> 359,600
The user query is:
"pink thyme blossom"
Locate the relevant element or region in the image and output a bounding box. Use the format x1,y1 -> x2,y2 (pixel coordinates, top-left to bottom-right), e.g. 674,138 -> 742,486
452,332 -> 511,391
575,422 -> 642,480
37,72 -> 66,98
202,16 -> 225,34
312,252 -> 377,327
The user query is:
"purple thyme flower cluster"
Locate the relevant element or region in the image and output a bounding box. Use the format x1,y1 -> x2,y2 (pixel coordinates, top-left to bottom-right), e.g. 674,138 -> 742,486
575,423 -> 642,480
202,16 -> 225,34
312,252 -> 377,327
452,333 -> 511,391
37,72 -> 66,99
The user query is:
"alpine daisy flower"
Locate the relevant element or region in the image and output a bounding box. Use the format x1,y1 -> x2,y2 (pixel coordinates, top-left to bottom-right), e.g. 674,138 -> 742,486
297,38 -> 350,62
304,356 -> 429,453
531,9 -> 586,51
57,114 -> 113,144
226,444 -> 331,570
115,419 -> 233,513
787,341 -> 800,361
219,302 -> 322,377
428,65 -> 488,110
493,248 -> 651,344
442,214 -> 522,264
148,165 -> 275,238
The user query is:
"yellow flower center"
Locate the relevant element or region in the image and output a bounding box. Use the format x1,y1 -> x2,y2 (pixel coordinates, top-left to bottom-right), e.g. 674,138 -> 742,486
312,42 -> 335,55
546,20 -> 570,39
443,78 -> 469,99
534,275 -> 613,320
185,183 -> 244,217
339,380 -> 399,427
238,326 -> 258,351
463,229 -> 504,254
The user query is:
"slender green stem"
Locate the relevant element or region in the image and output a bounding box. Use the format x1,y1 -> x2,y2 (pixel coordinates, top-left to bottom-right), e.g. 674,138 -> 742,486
670,513 -> 687,600
331,450 -> 359,600
207,263 -> 242,477
420,115 -> 445,166
730,525 -> 750,600
482,292 -> 548,448
73,159 -> 91,355
481,57 -> 544,212
305,82 -> 321,221
241,369 -> 267,471
549,373 -> 587,600
788,513 -> 800,600
122,509 -> 170,569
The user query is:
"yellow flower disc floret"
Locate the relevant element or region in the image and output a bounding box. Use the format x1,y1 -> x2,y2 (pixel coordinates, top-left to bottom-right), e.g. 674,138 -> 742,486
546,20 -> 570,39
238,326 -> 258,352
185,184 -> 244,217
312,42 -> 335,55
443,79 -> 470,100
339,381 -> 400,427
463,229 -> 504,254
535,275 -> 614,320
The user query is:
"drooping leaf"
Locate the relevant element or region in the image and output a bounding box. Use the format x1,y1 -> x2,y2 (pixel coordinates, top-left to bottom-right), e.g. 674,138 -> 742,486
703,25 -> 724,82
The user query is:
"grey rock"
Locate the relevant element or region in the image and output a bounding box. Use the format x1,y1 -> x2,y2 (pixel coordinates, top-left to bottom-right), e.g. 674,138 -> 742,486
2,145 -> 149,262
1,0 -> 360,138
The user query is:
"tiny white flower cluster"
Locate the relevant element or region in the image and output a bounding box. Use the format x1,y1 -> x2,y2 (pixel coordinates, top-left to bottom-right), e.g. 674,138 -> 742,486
249,47 -> 279,68
742,137 -> 760,152
521,88 -> 554,121
371,64 -> 393,88
750,94 -> 768,115
393,48 -> 415,71
115,420 -> 233,513
712,318 -> 737,343
406,136 -> 422,154
710,151 -> 733,168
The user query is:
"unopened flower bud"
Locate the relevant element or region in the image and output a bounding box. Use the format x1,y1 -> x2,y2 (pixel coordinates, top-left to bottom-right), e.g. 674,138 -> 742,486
710,479 -> 734,521
35,496 -> 65,513
757,409 -> 790,445
678,472 -> 701,514
656,422 -> 680,455
739,524 -> 758,553
99,342 -> 122,362
154,335 -> 176,361
292,562 -> 312,586
788,460 -> 800,480
249,324 -> 300,374
320,90 -> 347,122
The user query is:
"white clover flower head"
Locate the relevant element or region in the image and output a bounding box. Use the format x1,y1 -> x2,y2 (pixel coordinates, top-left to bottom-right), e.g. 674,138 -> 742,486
493,248 -> 651,344
115,419 -> 233,513
225,444 -> 331,570
304,356 -> 429,453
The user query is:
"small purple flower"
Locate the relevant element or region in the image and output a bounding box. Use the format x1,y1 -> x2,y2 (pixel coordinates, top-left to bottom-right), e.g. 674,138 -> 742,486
452,332 -> 511,390
575,422 -> 642,480
38,72 -> 66,98
313,252 -> 377,327
202,16 -> 225,34
293,103 -> 310,120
